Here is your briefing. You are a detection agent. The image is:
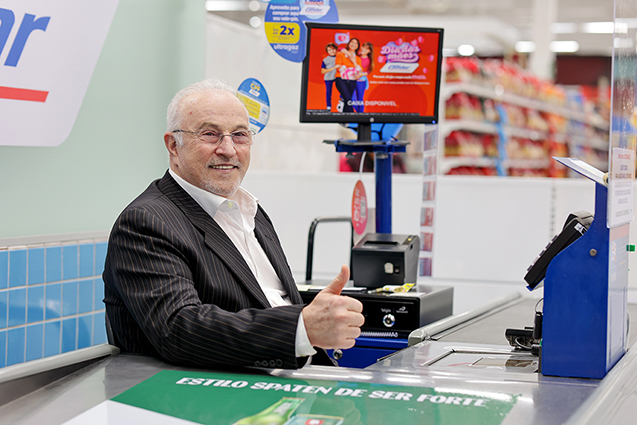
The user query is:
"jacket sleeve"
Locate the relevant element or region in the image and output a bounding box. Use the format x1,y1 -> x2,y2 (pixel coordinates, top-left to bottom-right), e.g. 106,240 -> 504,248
103,204 -> 305,369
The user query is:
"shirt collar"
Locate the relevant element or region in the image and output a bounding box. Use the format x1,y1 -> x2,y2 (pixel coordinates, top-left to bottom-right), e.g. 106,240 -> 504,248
168,169 -> 258,220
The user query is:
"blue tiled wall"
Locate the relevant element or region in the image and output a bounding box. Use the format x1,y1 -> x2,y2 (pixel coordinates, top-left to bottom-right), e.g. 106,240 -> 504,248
0,239 -> 108,368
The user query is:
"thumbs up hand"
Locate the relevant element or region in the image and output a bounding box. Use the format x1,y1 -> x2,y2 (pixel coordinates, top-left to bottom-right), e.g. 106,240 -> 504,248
302,265 -> 365,350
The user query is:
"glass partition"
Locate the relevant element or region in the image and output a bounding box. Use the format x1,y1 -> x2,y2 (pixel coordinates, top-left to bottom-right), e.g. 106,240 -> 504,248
608,0 -> 637,227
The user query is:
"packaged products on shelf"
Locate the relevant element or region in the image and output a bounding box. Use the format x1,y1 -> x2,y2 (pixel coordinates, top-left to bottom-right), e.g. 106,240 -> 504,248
447,166 -> 498,176
440,58 -> 609,178
445,131 -> 497,158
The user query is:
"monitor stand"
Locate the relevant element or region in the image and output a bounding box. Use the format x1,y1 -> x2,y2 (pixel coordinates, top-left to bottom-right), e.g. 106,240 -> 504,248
324,123 -> 408,234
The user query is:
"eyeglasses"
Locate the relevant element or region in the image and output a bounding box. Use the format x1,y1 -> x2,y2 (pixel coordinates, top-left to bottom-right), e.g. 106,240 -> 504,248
172,128 -> 256,146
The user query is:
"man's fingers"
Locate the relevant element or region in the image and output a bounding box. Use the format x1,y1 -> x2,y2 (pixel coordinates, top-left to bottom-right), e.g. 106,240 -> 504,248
350,310 -> 365,326
321,265 -> 350,295
344,297 -> 363,313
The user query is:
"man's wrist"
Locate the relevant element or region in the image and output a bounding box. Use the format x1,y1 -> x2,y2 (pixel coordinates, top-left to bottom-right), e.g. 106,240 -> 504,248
295,311 -> 317,357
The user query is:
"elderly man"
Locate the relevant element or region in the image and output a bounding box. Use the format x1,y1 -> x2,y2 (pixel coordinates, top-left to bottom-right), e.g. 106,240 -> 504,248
103,79 -> 364,369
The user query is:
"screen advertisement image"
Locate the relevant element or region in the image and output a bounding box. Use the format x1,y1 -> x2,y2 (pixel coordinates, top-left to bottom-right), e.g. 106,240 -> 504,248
300,22 -> 444,125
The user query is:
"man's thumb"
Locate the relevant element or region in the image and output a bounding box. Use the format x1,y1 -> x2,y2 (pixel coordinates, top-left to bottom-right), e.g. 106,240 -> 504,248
322,265 -> 350,295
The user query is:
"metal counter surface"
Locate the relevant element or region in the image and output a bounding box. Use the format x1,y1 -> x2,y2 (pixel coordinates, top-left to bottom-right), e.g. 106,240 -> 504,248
0,350 -> 597,425
0,353 -> 531,425
367,297 -> 637,425
0,347 -> 615,425
1,297 -> 636,425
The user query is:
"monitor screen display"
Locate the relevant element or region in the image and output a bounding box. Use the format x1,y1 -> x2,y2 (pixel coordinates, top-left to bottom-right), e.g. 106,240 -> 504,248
299,22 -> 444,125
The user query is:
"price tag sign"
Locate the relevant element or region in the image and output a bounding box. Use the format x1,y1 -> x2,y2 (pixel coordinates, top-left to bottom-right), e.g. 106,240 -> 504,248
351,179 -> 368,235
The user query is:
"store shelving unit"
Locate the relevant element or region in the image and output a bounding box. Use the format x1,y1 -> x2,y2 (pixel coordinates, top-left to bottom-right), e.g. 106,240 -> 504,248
438,66 -> 610,177
419,59 -> 611,277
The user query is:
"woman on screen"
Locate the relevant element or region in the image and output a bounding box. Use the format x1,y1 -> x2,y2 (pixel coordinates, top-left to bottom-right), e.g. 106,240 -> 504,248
334,38 -> 362,113
353,42 -> 374,112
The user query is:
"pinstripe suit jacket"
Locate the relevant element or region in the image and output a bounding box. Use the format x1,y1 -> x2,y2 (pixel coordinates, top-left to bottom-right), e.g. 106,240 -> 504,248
103,171 -> 311,369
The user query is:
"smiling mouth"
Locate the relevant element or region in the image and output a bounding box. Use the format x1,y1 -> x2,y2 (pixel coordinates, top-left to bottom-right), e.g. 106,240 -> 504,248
209,165 -> 236,170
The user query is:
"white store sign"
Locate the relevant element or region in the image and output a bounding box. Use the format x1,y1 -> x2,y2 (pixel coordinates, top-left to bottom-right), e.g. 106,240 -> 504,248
609,147 -> 635,227
0,0 -> 119,147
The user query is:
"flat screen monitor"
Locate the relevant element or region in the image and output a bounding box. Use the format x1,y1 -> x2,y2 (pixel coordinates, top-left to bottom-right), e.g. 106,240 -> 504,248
299,22 -> 444,126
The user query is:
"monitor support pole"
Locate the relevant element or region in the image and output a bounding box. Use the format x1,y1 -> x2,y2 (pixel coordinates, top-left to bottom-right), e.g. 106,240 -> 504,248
375,146 -> 392,234
326,123 -> 407,234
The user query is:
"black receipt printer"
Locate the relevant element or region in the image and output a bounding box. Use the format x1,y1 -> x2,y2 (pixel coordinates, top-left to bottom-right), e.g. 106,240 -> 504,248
352,233 -> 419,289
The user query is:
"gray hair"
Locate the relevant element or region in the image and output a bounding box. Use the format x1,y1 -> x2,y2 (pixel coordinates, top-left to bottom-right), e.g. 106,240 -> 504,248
166,79 -> 236,145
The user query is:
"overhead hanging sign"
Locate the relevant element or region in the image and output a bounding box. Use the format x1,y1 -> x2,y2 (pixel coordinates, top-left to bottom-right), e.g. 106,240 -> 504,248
0,0 -> 119,147
264,0 -> 339,63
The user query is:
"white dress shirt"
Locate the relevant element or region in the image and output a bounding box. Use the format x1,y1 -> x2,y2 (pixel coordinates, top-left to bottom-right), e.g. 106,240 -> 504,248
169,170 -> 316,358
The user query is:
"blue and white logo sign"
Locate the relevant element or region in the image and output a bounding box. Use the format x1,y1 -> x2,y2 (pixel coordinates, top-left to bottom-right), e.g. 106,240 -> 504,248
236,78 -> 270,134
0,0 -> 119,147
264,0 -> 338,63
300,0 -> 331,20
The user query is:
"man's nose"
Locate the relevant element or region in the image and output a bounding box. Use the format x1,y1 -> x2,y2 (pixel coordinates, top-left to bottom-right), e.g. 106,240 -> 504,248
214,134 -> 237,154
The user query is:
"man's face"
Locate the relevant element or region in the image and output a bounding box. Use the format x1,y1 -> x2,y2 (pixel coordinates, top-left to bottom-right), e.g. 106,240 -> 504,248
166,91 -> 251,198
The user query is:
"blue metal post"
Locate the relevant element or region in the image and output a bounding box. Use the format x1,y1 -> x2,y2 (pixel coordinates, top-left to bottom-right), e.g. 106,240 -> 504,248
375,152 -> 392,233
331,123 -> 406,234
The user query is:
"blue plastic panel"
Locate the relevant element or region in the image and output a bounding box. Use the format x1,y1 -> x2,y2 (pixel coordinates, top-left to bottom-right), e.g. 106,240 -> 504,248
542,184 -> 627,378
328,338 -> 408,368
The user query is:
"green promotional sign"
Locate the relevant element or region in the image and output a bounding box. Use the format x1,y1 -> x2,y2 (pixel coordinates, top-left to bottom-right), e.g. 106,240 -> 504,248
111,370 -> 518,425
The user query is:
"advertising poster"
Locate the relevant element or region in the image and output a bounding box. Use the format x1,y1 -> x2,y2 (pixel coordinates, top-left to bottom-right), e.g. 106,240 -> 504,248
302,26 -> 441,121
351,180 -> 368,235
64,370 -> 518,425
0,0 -> 119,147
236,78 -> 270,134
264,0 -> 339,63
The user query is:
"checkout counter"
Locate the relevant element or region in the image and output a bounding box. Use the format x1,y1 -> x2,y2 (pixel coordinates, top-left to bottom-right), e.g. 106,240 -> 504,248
0,178 -> 633,423
1,281 -> 637,425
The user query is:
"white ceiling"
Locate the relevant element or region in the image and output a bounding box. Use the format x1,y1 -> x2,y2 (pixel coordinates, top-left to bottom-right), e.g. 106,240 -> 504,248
210,0 -> 617,56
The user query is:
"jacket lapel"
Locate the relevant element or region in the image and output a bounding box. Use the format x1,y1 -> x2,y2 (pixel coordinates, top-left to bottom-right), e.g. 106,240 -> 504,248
254,207 -> 304,305
156,172 -> 271,309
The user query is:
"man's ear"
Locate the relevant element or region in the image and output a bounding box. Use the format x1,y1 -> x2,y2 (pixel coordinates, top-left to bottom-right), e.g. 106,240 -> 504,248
164,132 -> 178,157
